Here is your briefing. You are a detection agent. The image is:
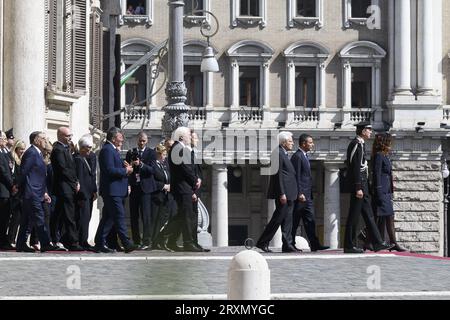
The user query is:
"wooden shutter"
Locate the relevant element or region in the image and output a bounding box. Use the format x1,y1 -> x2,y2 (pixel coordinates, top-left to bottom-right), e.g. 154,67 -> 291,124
72,0 -> 87,93
89,10 -> 103,127
46,0 -> 58,89
63,0 -> 73,92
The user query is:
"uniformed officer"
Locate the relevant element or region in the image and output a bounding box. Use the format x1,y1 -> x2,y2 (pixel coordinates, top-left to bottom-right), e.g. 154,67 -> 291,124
343,121 -> 394,253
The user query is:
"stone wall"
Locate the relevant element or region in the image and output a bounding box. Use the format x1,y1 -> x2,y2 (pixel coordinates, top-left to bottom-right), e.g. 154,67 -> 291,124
392,161 -> 443,255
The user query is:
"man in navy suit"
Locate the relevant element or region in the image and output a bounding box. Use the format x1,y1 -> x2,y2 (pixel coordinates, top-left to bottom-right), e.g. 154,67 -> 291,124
125,131 -> 157,249
256,131 -> 298,253
94,127 -> 137,253
16,132 -> 58,252
291,134 -> 329,252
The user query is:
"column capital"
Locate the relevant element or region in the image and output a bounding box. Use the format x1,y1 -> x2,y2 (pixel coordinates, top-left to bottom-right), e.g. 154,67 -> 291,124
213,163 -> 228,172
323,162 -> 343,171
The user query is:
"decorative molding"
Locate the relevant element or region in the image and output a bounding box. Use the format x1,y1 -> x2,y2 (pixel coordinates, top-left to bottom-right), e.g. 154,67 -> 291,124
344,0 -> 379,29
119,0 -> 153,27
231,0 -> 267,28
183,0 -> 211,26
287,0 -> 323,28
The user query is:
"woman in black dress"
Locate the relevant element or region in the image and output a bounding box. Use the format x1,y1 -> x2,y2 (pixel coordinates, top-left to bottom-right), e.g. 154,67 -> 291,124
372,133 -> 406,252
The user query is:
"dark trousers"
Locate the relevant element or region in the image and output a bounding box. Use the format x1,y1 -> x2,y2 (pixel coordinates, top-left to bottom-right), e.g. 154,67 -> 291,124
76,198 -> 93,247
344,183 -> 384,249
151,194 -> 172,244
7,197 -> 21,244
257,199 -> 294,249
30,202 -> 51,246
0,198 -> 11,245
292,200 -> 320,248
95,196 -> 132,248
129,186 -> 153,246
51,193 -> 79,246
164,194 -> 195,246
17,197 -> 51,247
192,200 -> 199,244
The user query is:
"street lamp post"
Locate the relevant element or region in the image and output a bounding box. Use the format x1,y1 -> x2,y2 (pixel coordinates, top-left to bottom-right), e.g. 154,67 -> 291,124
162,0 -> 189,137
162,0 -> 219,137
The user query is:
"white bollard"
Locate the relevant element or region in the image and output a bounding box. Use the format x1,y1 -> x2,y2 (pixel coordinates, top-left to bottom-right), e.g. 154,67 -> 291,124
227,250 -> 270,300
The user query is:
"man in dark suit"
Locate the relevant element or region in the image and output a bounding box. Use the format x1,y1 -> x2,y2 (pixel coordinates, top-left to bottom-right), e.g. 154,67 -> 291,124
291,134 -> 329,252
94,127 -> 137,253
125,131 -> 157,250
0,130 -> 17,250
50,126 -> 83,251
16,132 -> 58,252
344,122 -> 393,253
160,127 -> 202,252
74,134 -> 98,251
256,131 -> 298,253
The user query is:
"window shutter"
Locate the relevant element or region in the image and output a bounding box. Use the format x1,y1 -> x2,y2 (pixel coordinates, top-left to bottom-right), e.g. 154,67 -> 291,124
63,0 -> 73,92
46,0 -> 58,89
72,0 -> 87,93
89,11 -> 103,128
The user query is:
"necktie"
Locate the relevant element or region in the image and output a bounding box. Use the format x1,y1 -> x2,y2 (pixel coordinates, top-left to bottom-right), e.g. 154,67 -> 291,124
139,150 -> 143,159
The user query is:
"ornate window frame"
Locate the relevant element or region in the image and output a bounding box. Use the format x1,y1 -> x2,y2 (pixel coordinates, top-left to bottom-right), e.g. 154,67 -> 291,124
119,0 -> 153,26
231,0 -> 267,28
183,0 -> 211,26
344,0 -> 379,29
288,0 -> 323,28
338,41 -> 386,111
183,40 -> 216,110
226,40 -> 274,113
120,39 -> 156,110
283,41 -> 329,109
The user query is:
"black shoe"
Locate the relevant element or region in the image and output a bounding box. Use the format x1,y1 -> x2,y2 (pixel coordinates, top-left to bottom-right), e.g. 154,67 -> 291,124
373,242 -> 395,252
40,244 -> 60,252
344,247 -> 364,254
292,245 -> 303,252
94,246 -> 115,253
67,244 -> 85,252
256,243 -> 272,253
166,242 -> 184,252
0,243 -> 15,251
311,244 -> 330,252
194,243 -> 211,252
183,244 -> 203,252
124,244 -> 138,253
363,244 -> 374,252
82,245 -> 97,252
389,243 -> 408,252
282,245 -> 298,253
139,245 -> 150,250
16,245 -> 36,253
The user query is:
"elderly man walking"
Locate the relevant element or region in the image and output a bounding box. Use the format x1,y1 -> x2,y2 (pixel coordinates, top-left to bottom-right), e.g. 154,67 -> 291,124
256,131 -> 298,253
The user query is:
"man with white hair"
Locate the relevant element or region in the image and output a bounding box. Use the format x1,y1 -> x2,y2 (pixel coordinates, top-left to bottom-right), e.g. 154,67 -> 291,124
74,134 -> 98,251
256,131 -> 298,253
159,127 -> 202,252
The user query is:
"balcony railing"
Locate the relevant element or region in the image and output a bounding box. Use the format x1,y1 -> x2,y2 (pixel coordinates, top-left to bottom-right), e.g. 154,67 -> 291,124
238,106 -> 263,122
294,108 -> 320,122
123,105 -> 150,122
350,108 -> 372,122
443,106 -> 450,122
189,107 -> 207,121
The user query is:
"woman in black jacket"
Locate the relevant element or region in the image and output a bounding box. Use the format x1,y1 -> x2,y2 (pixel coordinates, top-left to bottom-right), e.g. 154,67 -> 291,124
372,133 -> 406,252
151,144 -> 173,249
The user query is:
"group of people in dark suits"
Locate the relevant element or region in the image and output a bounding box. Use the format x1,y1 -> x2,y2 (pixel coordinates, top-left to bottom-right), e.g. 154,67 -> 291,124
257,122 -> 406,254
256,132 -> 329,253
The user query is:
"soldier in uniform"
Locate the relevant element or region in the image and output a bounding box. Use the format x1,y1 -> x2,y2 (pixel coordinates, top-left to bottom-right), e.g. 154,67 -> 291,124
343,121 -> 394,253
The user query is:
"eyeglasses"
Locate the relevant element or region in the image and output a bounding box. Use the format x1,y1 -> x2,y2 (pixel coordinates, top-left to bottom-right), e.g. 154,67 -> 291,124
65,134 -> 73,137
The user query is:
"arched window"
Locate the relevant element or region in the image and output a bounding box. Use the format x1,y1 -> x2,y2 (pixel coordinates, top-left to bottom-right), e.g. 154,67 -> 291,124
226,40 -> 274,124
121,39 -> 156,124
339,41 -> 386,124
184,40 -> 217,123
283,41 -> 329,110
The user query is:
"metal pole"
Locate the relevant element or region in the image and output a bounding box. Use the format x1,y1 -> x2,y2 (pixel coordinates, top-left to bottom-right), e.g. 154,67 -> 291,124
162,0 -> 189,137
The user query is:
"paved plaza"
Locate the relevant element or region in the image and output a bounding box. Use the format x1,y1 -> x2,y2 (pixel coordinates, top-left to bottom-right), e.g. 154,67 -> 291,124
0,247 -> 449,300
